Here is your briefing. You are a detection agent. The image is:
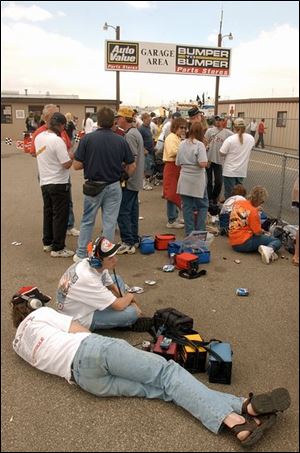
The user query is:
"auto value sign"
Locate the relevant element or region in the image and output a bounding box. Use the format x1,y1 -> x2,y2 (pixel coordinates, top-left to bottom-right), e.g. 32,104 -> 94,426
105,40 -> 231,76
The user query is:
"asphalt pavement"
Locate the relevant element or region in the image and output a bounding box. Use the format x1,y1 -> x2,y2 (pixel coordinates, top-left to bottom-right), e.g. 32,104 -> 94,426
1,146 -> 299,452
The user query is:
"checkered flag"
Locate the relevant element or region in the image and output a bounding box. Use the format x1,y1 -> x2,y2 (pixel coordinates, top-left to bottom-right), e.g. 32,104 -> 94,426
5,138 -> 12,145
74,134 -> 81,143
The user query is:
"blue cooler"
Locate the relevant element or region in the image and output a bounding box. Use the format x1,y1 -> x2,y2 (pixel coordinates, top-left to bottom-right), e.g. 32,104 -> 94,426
183,246 -> 210,264
168,241 -> 183,256
140,236 -> 155,254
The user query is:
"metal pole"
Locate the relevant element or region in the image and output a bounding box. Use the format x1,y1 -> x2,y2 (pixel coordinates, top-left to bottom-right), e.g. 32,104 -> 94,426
116,26 -> 120,111
214,11 -> 223,115
277,153 -> 287,219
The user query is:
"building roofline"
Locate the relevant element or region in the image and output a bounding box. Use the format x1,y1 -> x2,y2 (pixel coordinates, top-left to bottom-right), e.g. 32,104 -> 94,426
1,95 -> 117,104
219,97 -> 299,104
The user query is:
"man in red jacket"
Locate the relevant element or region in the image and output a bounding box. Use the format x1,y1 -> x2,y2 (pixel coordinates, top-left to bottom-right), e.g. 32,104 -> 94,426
31,104 -> 79,237
255,119 -> 266,149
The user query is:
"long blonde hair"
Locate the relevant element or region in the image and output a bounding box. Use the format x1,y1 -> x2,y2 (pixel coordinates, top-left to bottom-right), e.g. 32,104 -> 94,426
234,119 -> 246,144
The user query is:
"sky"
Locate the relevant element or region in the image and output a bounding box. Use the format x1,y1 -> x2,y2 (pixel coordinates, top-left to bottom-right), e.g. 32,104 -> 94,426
1,1 -> 299,107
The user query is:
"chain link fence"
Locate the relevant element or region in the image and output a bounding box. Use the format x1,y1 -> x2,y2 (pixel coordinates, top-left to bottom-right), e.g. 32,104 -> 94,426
244,148 -> 299,224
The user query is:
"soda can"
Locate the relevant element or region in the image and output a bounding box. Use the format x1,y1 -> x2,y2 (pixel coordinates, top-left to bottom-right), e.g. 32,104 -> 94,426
236,288 -> 249,296
141,341 -> 151,351
169,253 -> 176,265
162,264 -> 175,272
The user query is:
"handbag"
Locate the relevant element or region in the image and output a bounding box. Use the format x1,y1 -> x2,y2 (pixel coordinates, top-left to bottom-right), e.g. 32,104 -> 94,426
153,307 -> 194,336
83,180 -> 109,197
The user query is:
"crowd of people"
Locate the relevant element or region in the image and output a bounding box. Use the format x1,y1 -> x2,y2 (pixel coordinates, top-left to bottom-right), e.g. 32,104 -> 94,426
9,103 -> 298,449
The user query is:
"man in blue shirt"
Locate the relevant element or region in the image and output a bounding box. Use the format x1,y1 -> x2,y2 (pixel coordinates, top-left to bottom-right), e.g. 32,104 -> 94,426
138,112 -> 155,190
73,107 -> 136,261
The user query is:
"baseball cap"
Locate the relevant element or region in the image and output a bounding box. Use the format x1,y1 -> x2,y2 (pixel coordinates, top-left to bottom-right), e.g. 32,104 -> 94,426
188,107 -> 201,118
50,112 -> 67,125
172,112 -> 181,119
92,237 -> 122,259
116,106 -> 135,119
214,115 -> 223,121
234,118 -> 246,128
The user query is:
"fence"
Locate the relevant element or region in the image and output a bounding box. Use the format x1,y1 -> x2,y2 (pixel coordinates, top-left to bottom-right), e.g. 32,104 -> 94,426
244,148 -> 299,224
242,117 -> 299,154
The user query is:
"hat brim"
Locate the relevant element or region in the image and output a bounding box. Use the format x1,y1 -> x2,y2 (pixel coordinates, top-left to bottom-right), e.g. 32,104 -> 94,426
100,243 -> 122,258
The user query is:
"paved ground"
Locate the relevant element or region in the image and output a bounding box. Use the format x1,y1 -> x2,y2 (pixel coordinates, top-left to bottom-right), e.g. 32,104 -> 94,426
1,146 -> 299,452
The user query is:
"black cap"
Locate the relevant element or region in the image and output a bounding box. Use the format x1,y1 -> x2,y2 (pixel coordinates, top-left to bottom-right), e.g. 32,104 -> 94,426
188,107 -> 201,118
172,112 -> 181,119
214,115 -> 222,121
50,112 -> 67,125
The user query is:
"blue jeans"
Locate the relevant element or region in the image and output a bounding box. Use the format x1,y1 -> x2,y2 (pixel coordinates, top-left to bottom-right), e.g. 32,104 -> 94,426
233,235 -> 281,253
181,193 -> 209,236
90,274 -> 138,330
118,189 -> 139,246
223,177 -> 244,200
144,153 -> 154,177
76,182 -> 122,258
167,200 -> 179,223
72,335 -> 244,434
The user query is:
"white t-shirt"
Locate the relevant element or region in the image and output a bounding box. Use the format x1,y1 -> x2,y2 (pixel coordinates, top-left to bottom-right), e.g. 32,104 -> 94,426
220,195 -> 246,214
56,259 -> 116,328
35,131 -> 70,186
220,133 -> 255,178
12,307 -> 90,383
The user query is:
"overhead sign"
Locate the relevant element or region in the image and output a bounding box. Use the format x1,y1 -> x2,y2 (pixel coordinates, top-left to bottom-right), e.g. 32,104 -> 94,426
105,40 -> 231,77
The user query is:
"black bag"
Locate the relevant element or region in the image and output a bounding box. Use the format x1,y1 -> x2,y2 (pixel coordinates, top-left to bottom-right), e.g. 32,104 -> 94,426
153,307 -> 194,336
83,181 -> 109,197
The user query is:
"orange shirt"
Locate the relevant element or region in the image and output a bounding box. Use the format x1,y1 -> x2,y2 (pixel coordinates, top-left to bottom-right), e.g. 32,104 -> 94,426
30,125 -> 71,154
228,199 -> 262,246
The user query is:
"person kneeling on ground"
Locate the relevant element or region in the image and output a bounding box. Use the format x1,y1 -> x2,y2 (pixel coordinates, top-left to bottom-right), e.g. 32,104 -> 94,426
56,236 -> 152,332
219,184 -> 247,235
228,186 -> 281,264
11,287 -> 291,449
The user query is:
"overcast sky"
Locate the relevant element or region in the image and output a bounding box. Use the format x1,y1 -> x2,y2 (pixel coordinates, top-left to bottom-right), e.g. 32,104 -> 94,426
1,1 -> 299,107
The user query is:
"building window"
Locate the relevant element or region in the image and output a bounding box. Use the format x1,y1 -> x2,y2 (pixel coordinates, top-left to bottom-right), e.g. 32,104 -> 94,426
85,106 -> 97,122
237,112 -> 245,118
1,105 -> 13,124
276,111 -> 287,127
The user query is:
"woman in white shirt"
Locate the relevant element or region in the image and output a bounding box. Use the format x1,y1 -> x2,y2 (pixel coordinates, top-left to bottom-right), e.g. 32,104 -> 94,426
82,113 -> 94,134
220,118 -> 254,200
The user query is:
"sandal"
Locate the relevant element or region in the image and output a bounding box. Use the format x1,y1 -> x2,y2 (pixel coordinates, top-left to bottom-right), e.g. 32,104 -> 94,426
242,387 -> 291,416
231,414 -> 277,448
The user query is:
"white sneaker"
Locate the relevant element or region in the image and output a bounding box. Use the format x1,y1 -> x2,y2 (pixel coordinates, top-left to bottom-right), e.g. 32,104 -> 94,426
178,218 -> 185,224
67,228 -> 80,237
258,245 -> 274,264
166,221 -> 184,229
73,253 -> 83,263
117,244 -> 136,255
271,251 -> 279,261
143,184 -> 153,191
43,245 -> 53,252
50,248 -> 75,258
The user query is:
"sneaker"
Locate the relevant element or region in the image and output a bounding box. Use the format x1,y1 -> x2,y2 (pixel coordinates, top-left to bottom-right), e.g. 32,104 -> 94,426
258,245 -> 274,264
178,218 -> 185,224
50,248 -> 75,258
271,251 -> 279,262
43,245 -> 53,252
66,228 -> 80,237
166,221 -> 184,229
143,184 -> 153,191
73,253 -> 83,263
117,244 -> 136,255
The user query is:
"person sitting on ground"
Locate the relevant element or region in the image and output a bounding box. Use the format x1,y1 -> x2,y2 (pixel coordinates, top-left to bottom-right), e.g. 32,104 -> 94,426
56,236 -> 152,332
11,286 -> 291,449
219,184 -> 247,236
228,186 -> 282,264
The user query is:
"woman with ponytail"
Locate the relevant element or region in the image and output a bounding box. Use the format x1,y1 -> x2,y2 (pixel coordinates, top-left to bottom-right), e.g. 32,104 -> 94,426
219,118 -> 255,200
